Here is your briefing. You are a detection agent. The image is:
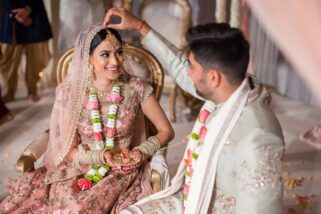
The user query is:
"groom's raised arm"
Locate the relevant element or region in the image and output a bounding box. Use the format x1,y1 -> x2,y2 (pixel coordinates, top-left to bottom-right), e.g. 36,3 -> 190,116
141,30 -> 204,101
104,8 -> 204,101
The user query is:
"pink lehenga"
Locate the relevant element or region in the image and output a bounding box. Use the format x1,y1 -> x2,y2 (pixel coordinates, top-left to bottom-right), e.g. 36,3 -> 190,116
0,24 -> 153,213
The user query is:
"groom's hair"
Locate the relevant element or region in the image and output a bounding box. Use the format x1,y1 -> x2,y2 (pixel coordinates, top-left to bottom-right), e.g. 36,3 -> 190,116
187,23 -> 250,85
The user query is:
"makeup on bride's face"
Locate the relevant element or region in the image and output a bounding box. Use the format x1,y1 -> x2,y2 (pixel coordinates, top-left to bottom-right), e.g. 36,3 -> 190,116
90,40 -> 123,81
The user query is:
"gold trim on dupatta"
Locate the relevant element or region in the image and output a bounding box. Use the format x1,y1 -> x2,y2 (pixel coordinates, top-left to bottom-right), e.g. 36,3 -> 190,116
55,25 -> 106,166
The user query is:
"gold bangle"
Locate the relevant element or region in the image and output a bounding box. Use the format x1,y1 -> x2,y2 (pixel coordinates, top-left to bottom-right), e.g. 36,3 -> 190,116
74,150 -> 106,166
134,136 -> 161,159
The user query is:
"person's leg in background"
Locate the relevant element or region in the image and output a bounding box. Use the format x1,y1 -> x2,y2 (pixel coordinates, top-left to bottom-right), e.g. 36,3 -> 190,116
0,83 -> 13,124
25,40 -> 51,102
0,43 -> 23,102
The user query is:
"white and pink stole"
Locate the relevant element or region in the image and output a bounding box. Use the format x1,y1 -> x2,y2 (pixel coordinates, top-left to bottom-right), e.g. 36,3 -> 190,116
128,78 -> 250,214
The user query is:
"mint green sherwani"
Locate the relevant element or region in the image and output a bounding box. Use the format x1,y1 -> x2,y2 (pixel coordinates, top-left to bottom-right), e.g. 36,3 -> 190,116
125,31 -> 284,214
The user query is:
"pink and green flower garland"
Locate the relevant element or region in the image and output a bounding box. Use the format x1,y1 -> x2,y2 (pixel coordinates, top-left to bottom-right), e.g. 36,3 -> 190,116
183,108 -> 213,209
77,83 -> 123,190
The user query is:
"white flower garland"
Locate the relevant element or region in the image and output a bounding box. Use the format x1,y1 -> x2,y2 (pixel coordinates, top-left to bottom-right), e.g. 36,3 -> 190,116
80,83 -> 123,187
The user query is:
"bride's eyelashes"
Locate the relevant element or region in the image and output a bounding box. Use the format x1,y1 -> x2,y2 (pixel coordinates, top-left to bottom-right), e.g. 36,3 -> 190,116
99,49 -> 123,58
99,51 -> 111,58
115,48 -> 123,56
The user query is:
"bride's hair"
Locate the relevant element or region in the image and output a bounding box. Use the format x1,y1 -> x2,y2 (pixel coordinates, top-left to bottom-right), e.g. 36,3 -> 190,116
89,28 -> 122,55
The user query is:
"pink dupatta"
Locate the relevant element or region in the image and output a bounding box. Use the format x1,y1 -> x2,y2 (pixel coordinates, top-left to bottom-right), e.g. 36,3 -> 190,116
43,24 -> 106,172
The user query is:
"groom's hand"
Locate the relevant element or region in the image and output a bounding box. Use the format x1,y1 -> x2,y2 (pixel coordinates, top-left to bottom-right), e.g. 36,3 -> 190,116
103,8 -> 151,36
104,8 -> 140,30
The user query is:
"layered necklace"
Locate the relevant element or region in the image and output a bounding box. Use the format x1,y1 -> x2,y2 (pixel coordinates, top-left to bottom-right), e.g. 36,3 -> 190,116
78,81 -> 123,189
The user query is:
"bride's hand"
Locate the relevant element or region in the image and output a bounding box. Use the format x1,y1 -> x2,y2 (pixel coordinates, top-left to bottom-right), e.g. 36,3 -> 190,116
120,149 -> 143,171
103,8 -> 149,33
103,150 -> 115,168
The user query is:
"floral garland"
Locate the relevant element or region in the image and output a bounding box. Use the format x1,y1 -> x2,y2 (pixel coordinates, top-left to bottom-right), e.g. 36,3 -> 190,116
183,107 -> 214,209
77,82 -> 123,190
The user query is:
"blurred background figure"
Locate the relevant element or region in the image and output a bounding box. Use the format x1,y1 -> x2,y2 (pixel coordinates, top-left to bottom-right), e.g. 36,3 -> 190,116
0,83 -> 12,125
0,5 -> 11,125
58,0 -> 112,54
0,0 -> 52,102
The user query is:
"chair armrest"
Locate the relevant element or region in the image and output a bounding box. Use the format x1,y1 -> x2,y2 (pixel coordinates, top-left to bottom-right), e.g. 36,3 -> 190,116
151,169 -> 162,193
15,129 -> 49,173
22,130 -> 49,159
16,155 -> 36,173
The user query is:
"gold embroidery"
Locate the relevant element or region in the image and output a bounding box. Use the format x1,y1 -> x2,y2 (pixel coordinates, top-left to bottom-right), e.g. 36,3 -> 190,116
139,192 -> 182,213
45,163 -> 82,185
209,191 -> 235,214
141,84 -> 153,105
240,145 -> 283,197
81,137 -> 132,149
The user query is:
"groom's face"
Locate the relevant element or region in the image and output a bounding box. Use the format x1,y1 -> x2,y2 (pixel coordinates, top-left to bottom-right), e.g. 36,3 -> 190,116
187,52 -> 213,99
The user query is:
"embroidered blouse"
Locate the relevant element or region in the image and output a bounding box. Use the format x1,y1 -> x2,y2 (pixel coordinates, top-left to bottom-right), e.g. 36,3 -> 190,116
45,74 -> 153,184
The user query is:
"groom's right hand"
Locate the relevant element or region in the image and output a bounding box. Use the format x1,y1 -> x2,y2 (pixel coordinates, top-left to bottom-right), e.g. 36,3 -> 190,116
103,8 -> 151,37
103,8 -> 140,30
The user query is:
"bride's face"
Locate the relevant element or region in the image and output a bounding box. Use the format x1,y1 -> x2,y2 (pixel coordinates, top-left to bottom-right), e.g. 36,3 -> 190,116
89,39 -> 123,81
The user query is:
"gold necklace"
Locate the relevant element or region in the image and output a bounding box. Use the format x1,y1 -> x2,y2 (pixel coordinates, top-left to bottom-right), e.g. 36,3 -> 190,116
87,81 -> 125,105
88,82 -> 113,104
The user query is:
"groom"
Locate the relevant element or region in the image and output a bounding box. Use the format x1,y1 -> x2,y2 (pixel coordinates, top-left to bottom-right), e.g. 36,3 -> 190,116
104,8 -> 284,214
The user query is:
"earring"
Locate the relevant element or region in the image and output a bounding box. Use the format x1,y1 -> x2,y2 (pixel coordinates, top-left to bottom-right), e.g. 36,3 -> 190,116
88,64 -> 95,80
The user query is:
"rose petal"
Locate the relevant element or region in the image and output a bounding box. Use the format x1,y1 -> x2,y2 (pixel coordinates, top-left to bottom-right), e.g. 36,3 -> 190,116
198,109 -> 210,124
199,126 -> 208,141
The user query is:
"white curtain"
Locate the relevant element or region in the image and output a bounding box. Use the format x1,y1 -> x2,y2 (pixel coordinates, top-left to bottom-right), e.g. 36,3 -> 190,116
58,0 -> 107,54
249,14 -> 319,106
249,14 -> 279,87
246,0 -> 321,105
188,0 -> 200,25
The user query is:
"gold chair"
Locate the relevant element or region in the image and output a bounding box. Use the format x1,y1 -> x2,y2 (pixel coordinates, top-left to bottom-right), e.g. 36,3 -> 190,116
139,0 -> 192,122
16,44 -> 165,193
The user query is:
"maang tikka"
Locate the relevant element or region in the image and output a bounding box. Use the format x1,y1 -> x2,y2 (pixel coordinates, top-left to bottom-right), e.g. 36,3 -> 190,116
105,30 -> 121,48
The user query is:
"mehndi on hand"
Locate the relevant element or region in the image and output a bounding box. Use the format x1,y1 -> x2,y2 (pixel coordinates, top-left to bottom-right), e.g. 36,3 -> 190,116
112,149 -> 142,167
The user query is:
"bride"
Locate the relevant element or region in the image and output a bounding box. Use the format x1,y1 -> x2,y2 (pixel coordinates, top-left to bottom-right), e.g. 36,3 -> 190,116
0,23 -> 174,213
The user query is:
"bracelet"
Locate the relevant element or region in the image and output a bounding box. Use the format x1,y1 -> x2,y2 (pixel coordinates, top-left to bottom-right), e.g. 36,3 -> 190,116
74,149 -> 106,168
134,136 -> 161,159
138,20 -> 146,34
